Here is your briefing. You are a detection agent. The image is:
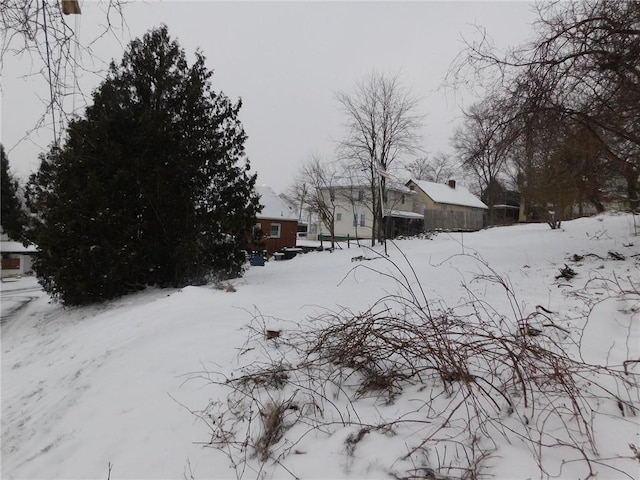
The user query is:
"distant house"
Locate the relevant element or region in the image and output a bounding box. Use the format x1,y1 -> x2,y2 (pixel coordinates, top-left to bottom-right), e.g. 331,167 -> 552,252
1,229 -> 37,278
481,179 -> 521,225
407,179 -> 488,231
251,186 -> 298,253
316,180 -> 424,241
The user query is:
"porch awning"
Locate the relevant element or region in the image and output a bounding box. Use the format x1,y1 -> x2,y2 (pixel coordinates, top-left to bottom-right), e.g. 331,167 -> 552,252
383,209 -> 424,219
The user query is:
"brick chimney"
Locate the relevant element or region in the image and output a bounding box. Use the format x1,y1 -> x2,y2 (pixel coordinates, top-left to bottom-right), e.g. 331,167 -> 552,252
448,179 -> 456,189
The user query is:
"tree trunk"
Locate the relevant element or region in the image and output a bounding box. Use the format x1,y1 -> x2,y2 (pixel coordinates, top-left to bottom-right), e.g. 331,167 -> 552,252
370,184 -> 377,247
626,171 -> 639,212
589,198 -> 605,214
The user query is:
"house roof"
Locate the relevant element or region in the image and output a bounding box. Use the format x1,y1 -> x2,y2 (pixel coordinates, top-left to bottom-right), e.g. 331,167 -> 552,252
255,186 -> 299,222
322,178 -> 415,194
1,241 -> 38,254
409,180 -> 488,209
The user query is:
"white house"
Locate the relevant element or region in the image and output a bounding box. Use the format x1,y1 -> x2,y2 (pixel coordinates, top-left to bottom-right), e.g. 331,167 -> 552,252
316,180 -> 424,240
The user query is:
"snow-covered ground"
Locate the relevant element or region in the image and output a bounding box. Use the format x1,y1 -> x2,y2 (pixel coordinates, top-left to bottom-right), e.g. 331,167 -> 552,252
2,213 -> 639,479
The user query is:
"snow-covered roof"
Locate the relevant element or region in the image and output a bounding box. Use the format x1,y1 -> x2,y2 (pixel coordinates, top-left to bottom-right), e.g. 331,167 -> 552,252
324,178 -> 414,194
409,180 -> 488,209
1,241 -> 38,254
255,186 -> 299,222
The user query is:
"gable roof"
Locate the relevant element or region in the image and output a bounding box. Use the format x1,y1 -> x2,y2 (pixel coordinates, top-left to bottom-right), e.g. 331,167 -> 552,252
409,180 -> 488,209
255,186 -> 298,222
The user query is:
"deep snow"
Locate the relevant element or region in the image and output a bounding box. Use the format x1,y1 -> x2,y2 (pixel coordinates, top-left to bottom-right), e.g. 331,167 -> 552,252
2,213 -> 639,479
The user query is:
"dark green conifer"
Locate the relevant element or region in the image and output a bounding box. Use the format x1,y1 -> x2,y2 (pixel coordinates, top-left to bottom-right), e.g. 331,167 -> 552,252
1,145 -> 27,242
28,26 -> 260,305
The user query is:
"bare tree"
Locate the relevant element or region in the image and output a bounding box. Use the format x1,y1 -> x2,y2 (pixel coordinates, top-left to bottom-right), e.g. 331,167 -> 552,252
404,153 -> 459,183
288,156 -> 340,248
1,1 -> 127,145
452,97 -> 516,225
336,71 -> 423,245
449,0 -> 640,211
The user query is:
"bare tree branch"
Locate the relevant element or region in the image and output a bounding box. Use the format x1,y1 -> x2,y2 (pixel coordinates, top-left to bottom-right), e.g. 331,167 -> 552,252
1,1 -> 128,147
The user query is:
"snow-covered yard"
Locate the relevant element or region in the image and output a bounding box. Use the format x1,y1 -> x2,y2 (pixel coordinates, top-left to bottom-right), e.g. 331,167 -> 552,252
2,214 -> 639,479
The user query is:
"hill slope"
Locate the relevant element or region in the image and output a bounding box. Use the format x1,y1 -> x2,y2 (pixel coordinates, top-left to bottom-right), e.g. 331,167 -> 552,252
2,214 -> 639,479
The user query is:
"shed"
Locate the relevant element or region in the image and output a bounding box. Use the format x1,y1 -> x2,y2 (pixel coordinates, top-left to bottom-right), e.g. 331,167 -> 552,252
1,239 -> 37,278
407,179 -> 488,231
481,179 -> 521,225
251,186 -> 299,253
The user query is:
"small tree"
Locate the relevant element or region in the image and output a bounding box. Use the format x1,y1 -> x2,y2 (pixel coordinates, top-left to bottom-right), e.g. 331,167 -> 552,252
28,26 -> 260,305
290,156 -> 340,248
0,145 -> 26,241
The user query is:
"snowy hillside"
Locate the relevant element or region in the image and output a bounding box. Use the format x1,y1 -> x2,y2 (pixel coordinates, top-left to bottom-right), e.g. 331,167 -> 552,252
2,213 -> 639,479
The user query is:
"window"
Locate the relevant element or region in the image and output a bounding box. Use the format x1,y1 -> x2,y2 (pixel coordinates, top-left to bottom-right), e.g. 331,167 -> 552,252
329,188 -> 336,201
358,189 -> 364,201
353,214 -> 358,227
336,213 -> 342,222
401,194 -> 406,204
270,223 -> 281,238
354,213 -> 366,227
1,257 -> 20,270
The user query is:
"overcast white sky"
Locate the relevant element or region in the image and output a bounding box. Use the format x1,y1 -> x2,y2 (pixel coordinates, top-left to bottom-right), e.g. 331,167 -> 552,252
1,1 -> 539,192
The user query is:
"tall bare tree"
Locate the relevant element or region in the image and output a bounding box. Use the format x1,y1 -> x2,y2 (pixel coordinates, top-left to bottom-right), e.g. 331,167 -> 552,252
336,70 -> 423,245
453,97 -> 516,225
450,0 -> 640,211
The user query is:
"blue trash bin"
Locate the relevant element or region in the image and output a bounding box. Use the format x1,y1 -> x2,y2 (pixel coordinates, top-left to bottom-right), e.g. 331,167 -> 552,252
250,254 -> 265,266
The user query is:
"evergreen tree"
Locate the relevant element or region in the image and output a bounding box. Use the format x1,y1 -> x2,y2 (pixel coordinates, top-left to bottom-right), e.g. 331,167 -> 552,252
28,26 -> 260,305
1,145 -> 26,242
